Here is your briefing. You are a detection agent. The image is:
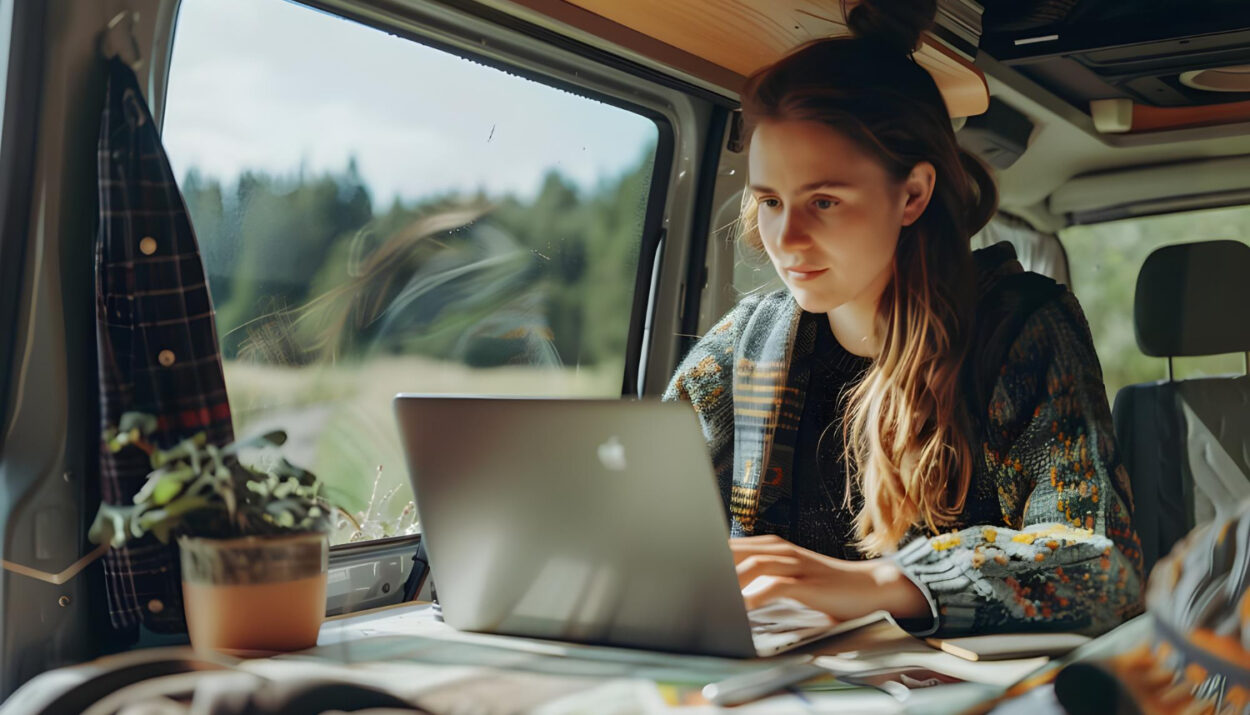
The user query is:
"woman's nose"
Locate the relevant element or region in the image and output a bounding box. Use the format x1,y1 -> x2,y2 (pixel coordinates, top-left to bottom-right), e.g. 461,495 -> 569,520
778,209 -> 811,248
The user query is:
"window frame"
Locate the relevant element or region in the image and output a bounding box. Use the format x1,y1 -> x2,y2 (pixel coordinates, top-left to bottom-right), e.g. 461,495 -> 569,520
0,0 -> 36,433
156,0 -> 722,398
153,0 -> 731,611
284,0 -> 722,399
0,0 -> 49,698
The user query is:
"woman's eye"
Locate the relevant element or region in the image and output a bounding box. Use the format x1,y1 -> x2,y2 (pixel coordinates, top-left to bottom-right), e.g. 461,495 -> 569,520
813,198 -> 837,210
760,198 -> 780,208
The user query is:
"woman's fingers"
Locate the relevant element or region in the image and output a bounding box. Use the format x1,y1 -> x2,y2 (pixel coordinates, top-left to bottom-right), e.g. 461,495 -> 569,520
733,534 -> 787,544
735,554 -> 802,588
729,537 -> 798,564
729,537 -> 854,619
741,575 -> 799,611
741,576 -> 839,619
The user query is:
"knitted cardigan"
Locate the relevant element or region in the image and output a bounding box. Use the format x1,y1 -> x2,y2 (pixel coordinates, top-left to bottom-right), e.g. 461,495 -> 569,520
664,244 -> 1145,637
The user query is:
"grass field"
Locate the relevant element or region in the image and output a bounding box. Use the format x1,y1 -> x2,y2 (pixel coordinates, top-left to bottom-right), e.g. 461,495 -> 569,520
222,356 -> 624,544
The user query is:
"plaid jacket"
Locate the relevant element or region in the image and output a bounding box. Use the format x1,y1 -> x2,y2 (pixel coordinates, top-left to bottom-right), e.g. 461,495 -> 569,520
95,58 -> 234,634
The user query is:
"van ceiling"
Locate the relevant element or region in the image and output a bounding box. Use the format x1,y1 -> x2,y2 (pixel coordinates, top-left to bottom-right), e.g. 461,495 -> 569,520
976,0 -> 1250,225
483,0 -> 1250,227
981,0 -> 1250,133
500,0 -> 990,116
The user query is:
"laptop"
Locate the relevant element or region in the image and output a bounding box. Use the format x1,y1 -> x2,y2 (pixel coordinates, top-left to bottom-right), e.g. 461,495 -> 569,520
393,395 -> 887,658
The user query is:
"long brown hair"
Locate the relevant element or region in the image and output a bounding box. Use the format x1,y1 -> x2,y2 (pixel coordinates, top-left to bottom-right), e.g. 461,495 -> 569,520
738,0 -> 998,554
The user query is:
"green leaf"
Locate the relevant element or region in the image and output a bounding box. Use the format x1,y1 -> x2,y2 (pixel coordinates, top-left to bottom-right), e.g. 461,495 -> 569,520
98,412 -> 338,542
137,495 -> 218,543
133,465 -> 195,506
222,430 -> 287,456
88,504 -> 140,548
150,475 -> 185,506
273,478 -> 297,499
119,412 -> 158,435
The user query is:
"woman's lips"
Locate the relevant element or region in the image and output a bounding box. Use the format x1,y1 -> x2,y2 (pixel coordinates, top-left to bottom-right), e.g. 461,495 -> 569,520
784,267 -> 828,281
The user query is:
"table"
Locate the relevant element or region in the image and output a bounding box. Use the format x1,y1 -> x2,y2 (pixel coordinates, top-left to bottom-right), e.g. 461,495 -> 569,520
3,602 -> 1146,713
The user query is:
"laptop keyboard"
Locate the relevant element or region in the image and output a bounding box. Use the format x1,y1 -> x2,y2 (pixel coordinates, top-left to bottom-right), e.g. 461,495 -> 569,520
748,598 -> 836,654
432,598 -> 833,654
748,598 -> 834,631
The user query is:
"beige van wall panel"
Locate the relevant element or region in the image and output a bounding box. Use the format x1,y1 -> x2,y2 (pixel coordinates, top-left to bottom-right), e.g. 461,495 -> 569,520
505,0 -> 988,116
1048,155 -> 1250,216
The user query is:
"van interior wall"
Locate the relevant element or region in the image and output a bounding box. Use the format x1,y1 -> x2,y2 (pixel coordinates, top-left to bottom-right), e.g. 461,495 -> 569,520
0,0 -> 171,698
1049,155 -> 1250,222
981,53 -> 1250,230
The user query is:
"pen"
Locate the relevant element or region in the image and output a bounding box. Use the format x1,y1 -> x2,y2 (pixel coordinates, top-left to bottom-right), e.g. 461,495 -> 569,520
702,659 -> 831,706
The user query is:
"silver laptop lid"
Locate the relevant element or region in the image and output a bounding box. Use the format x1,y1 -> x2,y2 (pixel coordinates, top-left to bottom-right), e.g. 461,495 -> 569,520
394,395 -> 755,657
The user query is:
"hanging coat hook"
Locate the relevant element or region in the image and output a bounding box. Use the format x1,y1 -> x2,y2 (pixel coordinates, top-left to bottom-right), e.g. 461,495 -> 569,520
99,10 -> 143,70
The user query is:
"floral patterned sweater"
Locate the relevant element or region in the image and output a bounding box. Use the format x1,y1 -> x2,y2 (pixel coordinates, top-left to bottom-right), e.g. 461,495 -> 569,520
664,243 -> 1144,636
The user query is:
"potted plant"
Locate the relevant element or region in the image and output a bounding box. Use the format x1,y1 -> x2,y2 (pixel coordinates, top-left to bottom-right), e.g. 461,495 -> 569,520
89,412 -> 343,654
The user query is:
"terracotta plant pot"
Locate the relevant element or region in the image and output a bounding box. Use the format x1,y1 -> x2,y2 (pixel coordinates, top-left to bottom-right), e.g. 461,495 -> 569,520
179,532 -> 328,653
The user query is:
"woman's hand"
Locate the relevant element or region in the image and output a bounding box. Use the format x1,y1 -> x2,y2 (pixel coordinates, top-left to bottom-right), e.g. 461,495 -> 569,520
730,534 -> 931,624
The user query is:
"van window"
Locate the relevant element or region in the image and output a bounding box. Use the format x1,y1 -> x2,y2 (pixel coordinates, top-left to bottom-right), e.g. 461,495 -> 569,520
1061,205 -> 1250,401
163,0 -> 661,543
0,0 -> 12,139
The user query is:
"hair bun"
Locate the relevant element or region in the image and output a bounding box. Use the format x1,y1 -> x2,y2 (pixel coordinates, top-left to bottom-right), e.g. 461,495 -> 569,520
844,0 -> 936,54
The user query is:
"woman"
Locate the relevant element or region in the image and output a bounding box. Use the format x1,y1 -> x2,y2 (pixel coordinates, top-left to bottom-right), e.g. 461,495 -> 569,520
665,0 -> 1143,636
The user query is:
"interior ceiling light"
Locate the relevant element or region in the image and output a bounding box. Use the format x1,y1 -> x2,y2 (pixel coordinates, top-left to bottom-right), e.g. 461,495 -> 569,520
1179,65 -> 1250,92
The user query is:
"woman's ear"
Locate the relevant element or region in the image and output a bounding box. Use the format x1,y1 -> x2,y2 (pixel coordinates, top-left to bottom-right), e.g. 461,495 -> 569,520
900,161 -> 936,227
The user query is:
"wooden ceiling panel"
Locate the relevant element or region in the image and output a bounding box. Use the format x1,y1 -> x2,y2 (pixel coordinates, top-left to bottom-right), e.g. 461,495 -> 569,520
508,0 -> 988,117
568,0 -> 847,76
1131,101 -> 1250,133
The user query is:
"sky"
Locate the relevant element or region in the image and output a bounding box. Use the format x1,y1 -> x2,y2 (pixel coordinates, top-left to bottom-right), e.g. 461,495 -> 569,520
161,0 -> 659,206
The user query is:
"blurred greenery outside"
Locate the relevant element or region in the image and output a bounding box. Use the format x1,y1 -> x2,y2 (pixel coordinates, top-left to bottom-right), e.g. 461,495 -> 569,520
185,147 -> 1250,545
1060,205 -> 1250,404
183,149 -> 656,543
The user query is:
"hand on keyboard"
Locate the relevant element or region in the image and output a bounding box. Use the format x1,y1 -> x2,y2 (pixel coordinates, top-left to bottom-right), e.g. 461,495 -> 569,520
747,596 -> 834,634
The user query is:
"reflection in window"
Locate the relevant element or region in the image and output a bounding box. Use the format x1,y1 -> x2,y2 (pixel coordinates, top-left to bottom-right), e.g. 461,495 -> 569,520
164,0 -> 660,543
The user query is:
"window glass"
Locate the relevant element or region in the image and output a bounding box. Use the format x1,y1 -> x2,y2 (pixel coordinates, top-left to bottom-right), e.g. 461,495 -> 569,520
731,212 -> 783,296
164,0 -> 660,543
0,0 -> 12,139
1061,206 -> 1250,402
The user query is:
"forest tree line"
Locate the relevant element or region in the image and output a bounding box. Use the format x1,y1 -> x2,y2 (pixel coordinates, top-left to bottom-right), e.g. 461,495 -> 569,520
182,150 -> 655,372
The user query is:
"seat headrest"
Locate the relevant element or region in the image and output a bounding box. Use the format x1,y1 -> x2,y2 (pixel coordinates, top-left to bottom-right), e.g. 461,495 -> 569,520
1135,240 -> 1250,357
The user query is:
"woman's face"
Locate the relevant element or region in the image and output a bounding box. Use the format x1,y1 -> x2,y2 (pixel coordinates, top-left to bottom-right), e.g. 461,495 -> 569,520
747,119 -> 911,315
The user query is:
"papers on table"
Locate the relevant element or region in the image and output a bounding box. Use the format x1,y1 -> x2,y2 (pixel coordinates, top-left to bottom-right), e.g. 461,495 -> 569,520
304,602 -> 1055,712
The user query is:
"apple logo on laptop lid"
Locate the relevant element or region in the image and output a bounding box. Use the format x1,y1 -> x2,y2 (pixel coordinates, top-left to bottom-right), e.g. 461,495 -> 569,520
597,435 -> 627,472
